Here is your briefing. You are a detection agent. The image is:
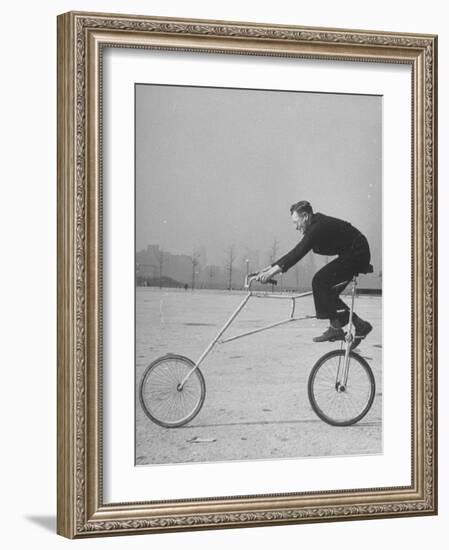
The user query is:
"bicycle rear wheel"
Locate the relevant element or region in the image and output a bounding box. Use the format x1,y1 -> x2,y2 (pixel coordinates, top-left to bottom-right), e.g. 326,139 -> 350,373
139,354 -> 206,428
308,349 -> 375,426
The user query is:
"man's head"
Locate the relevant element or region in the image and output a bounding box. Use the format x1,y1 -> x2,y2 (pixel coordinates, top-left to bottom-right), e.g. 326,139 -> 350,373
290,201 -> 313,233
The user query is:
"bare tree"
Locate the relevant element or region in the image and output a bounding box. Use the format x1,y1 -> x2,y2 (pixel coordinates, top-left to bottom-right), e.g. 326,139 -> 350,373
208,265 -> 215,289
156,249 -> 165,288
268,237 -> 279,265
191,250 -> 200,291
224,245 -> 236,290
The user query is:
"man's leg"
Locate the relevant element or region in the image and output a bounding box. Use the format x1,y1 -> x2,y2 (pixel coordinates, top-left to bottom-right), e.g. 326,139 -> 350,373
332,281 -> 351,327
312,259 -> 372,341
333,285 -> 372,338
311,259 -> 354,342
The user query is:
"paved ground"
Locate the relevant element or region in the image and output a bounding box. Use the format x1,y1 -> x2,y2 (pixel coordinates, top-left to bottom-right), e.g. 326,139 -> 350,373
135,288 -> 382,465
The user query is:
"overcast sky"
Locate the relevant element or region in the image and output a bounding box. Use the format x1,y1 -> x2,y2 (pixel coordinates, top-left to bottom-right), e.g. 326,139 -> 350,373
136,84 -> 382,272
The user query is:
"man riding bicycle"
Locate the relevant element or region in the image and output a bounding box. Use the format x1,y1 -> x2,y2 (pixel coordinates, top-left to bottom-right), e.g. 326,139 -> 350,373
257,200 -> 373,343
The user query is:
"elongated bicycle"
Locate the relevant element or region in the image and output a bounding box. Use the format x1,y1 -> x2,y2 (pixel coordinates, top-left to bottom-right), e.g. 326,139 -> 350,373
139,274 -> 375,428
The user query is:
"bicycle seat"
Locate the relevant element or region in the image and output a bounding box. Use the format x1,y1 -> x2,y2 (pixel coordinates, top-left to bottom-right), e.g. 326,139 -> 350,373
354,264 -> 374,276
332,264 -> 374,292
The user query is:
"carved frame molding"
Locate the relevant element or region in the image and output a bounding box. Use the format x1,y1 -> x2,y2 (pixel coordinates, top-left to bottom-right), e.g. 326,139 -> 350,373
57,12 -> 437,538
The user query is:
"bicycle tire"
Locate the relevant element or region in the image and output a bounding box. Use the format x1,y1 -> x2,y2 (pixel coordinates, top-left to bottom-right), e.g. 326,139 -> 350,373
139,354 -> 206,428
308,349 -> 375,426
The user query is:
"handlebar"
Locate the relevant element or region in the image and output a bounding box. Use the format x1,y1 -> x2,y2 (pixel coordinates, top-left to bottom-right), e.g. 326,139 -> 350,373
245,272 -> 278,289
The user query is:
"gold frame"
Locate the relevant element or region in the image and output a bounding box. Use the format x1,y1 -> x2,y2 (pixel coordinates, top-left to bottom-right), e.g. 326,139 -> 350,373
57,11 -> 438,538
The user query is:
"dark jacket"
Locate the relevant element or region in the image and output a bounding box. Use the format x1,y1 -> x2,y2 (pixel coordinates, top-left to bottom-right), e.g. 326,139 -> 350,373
273,212 -> 371,273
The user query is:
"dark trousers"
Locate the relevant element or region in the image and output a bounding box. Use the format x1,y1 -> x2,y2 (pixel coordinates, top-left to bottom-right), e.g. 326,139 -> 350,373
312,236 -> 371,322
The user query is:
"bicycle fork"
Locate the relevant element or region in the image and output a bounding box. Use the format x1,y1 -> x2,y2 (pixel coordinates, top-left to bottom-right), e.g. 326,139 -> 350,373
336,277 -> 357,391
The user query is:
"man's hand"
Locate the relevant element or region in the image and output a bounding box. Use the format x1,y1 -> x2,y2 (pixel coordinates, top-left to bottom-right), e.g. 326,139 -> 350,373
257,265 -> 281,284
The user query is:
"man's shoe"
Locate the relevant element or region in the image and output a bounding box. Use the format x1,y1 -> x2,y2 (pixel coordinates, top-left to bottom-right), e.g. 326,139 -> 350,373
354,320 -> 373,338
313,326 -> 345,343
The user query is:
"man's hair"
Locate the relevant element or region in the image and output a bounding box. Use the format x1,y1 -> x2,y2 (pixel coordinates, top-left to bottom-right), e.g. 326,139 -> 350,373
290,200 -> 313,216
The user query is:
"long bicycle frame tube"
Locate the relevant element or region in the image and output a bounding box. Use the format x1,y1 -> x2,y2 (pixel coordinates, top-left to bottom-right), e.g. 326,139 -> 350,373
178,291 -> 253,388
178,287 -> 313,388
220,289 -> 313,343
219,314 -> 314,344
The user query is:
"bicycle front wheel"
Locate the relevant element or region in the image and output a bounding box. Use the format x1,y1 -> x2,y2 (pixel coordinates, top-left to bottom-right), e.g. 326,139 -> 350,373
139,354 -> 206,428
308,350 -> 375,426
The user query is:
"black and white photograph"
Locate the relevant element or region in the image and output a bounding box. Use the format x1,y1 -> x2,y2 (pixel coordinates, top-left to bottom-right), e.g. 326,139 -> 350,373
135,83 -> 383,466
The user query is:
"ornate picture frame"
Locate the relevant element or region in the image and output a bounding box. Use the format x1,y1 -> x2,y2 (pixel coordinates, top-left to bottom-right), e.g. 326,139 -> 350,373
57,11 -> 437,538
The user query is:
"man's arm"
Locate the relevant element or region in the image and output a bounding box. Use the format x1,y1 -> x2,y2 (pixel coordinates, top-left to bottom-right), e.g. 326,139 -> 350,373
258,231 -> 315,284
272,231 -> 315,273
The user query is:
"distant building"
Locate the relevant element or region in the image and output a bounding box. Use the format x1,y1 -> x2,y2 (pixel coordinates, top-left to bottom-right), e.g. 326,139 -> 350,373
136,245 -> 190,285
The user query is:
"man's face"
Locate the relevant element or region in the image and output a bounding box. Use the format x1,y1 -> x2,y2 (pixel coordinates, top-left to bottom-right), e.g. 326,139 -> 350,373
291,211 -> 310,234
